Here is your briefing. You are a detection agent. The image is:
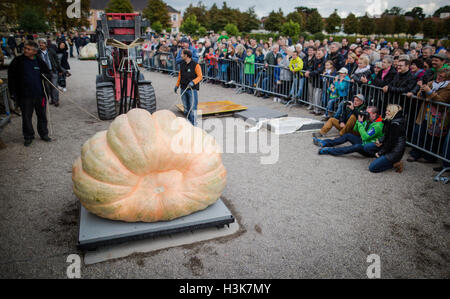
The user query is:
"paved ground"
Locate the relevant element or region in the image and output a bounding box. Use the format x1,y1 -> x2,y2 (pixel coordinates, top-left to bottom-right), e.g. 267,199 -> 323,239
0,58 -> 448,278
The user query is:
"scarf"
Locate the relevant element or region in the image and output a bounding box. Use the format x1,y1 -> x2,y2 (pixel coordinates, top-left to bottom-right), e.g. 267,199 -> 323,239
355,65 -> 370,74
431,80 -> 450,93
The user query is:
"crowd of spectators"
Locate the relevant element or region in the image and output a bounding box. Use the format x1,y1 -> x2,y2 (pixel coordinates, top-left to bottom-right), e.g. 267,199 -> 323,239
144,32 -> 449,173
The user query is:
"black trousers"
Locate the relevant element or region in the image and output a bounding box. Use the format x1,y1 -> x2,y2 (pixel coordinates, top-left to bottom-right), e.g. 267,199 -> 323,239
19,97 -> 48,140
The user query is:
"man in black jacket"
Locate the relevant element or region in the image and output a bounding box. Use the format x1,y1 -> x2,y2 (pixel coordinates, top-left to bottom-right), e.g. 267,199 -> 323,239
383,59 -> 416,95
38,38 -> 63,106
8,41 -> 52,146
328,42 -> 345,71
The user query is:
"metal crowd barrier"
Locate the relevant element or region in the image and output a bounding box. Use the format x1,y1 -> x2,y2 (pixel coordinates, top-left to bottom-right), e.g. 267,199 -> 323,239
0,84 -> 11,130
142,53 -> 449,181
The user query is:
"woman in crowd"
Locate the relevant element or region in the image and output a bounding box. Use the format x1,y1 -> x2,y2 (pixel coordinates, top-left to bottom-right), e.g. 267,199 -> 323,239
344,52 -> 358,77
408,68 -> 450,163
369,104 -> 406,173
320,60 -> 336,118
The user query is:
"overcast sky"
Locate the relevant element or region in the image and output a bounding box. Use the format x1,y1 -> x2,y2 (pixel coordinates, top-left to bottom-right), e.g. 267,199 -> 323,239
164,0 -> 447,18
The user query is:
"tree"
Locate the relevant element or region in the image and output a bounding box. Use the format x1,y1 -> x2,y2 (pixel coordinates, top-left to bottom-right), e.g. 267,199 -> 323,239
383,6 -> 403,16
152,21 -> 163,33
405,7 -> 425,20
343,13 -> 358,35
264,9 -> 285,32
433,5 -> 450,17
281,20 -> 300,38
143,0 -> 171,29
184,2 -> 209,28
240,7 -> 260,33
393,15 -> 407,34
286,11 -> 303,27
180,15 -> 200,35
375,16 -> 393,35
105,0 -> 133,13
198,26 -> 207,37
422,18 -> 437,38
305,10 -> 323,34
224,23 -> 239,37
358,13 -> 374,35
407,18 -> 421,36
19,5 -> 49,33
207,3 -> 222,32
47,0 -> 91,31
326,9 -> 341,34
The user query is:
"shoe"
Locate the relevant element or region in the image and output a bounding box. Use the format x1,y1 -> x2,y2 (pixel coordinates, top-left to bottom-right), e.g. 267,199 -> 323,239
41,136 -> 52,142
313,137 -> 325,147
24,139 -> 32,147
63,88 -> 67,92
54,102 -> 59,107
315,111 -> 322,115
273,97 -> 278,102
309,110 -> 316,114
312,132 -> 324,138
307,106 -> 313,110
406,156 -> 418,162
318,148 -> 329,155
49,101 -> 55,105
321,116 -> 330,121
393,161 -> 403,173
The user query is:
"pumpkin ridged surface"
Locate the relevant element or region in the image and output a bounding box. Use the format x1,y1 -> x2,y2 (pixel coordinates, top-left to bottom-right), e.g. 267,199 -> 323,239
72,109 -> 226,222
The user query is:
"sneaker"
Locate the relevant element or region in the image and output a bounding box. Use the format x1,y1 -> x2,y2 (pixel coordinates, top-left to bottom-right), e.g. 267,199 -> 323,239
63,88 -> 67,92
312,132 -> 324,138
24,139 -> 32,147
312,137 -> 325,147
273,97 -> 279,102
54,102 -> 59,107
307,105 -> 313,110
41,136 -> 52,142
318,148 -> 330,155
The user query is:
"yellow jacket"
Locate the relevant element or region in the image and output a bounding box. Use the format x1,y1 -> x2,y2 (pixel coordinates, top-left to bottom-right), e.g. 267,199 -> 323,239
289,57 -> 303,73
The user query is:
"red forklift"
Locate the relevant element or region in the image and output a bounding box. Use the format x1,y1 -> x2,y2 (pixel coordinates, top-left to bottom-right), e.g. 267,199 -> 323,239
95,13 -> 156,120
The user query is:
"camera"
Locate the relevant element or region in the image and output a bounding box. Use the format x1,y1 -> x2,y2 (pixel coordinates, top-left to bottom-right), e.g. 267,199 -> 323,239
345,101 -> 353,106
359,110 -> 370,118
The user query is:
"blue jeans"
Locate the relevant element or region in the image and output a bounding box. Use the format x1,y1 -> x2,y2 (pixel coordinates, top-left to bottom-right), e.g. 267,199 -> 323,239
289,76 -> 304,98
325,97 -> 341,117
181,88 -> 198,126
245,74 -> 254,91
369,156 -> 394,173
322,133 -> 372,156
334,100 -> 346,120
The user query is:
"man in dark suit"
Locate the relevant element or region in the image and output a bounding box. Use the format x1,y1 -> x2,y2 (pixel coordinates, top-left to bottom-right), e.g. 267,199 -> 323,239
8,41 -> 52,146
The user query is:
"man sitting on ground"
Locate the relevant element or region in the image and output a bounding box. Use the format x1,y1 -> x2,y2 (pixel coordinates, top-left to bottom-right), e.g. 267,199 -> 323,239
313,94 -> 366,138
313,106 -> 384,156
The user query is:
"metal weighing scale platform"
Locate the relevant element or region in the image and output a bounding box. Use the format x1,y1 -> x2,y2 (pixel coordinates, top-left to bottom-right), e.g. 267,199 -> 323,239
77,199 -> 234,251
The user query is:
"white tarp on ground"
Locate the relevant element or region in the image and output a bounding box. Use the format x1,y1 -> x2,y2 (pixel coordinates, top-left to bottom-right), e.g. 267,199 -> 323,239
80,43 -> 98,59
246,117 -> 323,135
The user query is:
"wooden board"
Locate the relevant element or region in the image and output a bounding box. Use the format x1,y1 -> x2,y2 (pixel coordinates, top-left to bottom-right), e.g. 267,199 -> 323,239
176,101 -> 248,116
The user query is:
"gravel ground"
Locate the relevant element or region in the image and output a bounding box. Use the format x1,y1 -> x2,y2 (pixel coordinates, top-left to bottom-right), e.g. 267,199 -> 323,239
0,58 -> 448,279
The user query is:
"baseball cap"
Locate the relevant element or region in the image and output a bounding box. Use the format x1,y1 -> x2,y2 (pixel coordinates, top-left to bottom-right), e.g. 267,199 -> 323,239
431,52 -> 447,60
355,94 -> 365,102
338,67 -> 348,74
180,37 -> 189,44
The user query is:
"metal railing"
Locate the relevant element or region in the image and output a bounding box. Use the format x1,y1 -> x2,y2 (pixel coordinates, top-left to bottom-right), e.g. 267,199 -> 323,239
0,84 -> 11,130
142,51 -> 449,181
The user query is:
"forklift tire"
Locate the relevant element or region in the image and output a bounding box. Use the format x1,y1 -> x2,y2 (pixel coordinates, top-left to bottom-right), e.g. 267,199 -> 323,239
138,84 -> 157,114
96,85 -> 117,120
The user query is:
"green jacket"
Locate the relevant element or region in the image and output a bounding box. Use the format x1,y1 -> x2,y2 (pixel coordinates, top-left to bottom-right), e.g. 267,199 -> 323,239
244,54 -> 255,74
353,116 -> 384,145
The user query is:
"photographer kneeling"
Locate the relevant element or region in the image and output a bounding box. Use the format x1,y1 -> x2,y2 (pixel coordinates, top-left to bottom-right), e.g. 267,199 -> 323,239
313,94 -> 366,138
313,106 -> 384,156
369,104 -> 406,173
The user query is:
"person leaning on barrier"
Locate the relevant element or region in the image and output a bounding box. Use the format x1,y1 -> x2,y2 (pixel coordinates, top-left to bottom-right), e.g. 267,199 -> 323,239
176,37 -> 199,64
408,68 -> 450,163
328,42 -> 345,71
382,59 -> 417,95
313,94 -> 366,138
8,40 -> 52,146
313,106 -> 384,157
369,104 -> 406,173
371,55 -> 397,88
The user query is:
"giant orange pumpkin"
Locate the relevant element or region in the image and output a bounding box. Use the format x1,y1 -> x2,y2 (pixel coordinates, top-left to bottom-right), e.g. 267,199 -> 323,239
72,109 -> 226,222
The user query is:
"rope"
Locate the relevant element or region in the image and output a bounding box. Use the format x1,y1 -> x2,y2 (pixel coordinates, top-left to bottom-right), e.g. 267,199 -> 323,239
41,75 -> 102,122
